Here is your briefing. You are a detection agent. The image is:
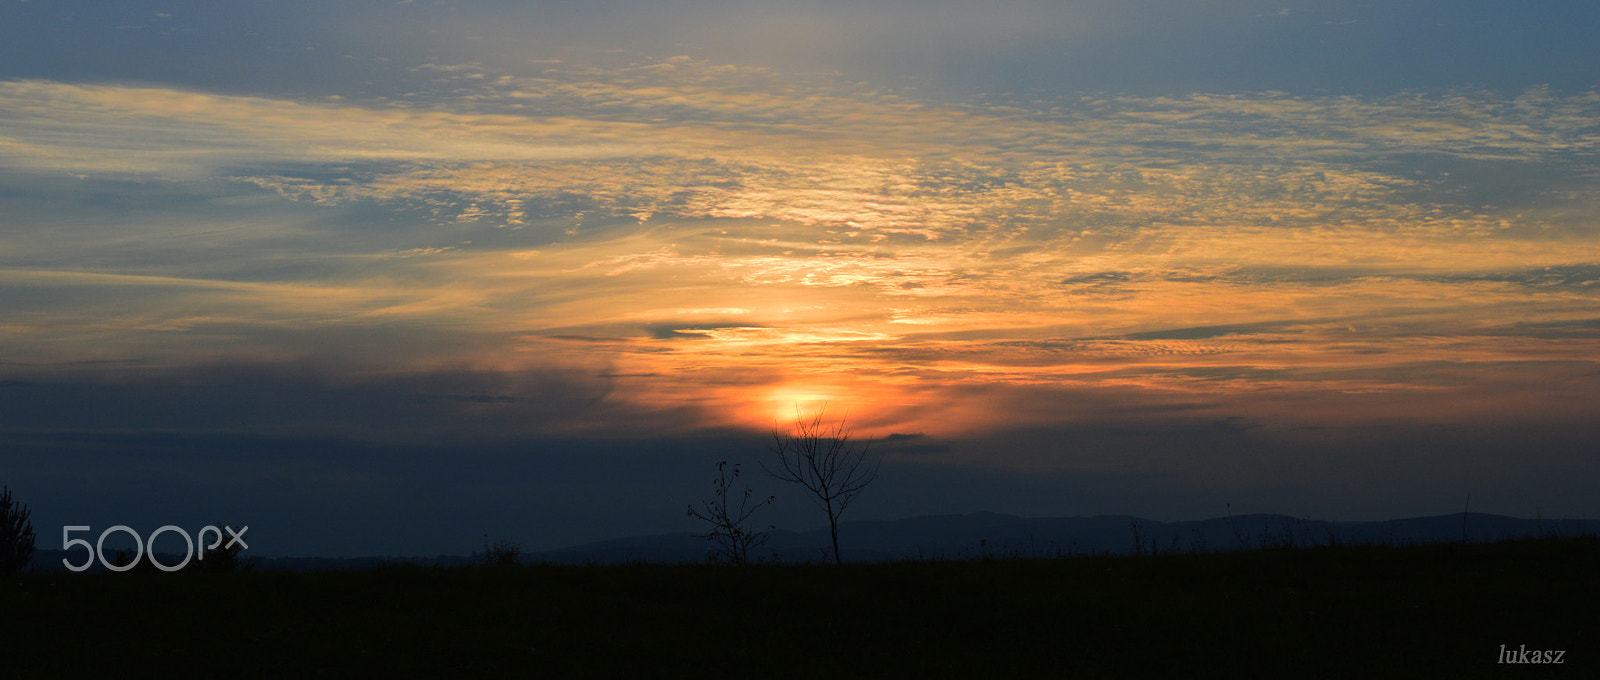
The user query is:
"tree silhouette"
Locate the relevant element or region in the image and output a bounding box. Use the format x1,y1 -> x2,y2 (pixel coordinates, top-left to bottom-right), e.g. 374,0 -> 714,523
687,461 -> 774,565
762,409 -> 879,565
1,486 -> 36,576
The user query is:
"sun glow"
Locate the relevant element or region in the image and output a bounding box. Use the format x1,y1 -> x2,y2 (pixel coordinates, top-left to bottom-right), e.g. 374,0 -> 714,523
762,385 -> 842,427
699,377 -> 911,435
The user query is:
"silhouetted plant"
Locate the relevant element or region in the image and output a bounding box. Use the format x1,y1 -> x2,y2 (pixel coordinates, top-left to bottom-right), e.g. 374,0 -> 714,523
1188,524 -> 1209,554
1224,503 -> 1248,551
196,523 -> 250,573
762,409 -> 879,565
687,460 -> 774,565
0,485 -> 36,576
479,535 -> 522,567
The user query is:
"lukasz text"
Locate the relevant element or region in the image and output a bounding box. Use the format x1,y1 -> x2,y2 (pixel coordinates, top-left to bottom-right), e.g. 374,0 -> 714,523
1499,644 -> 1564,664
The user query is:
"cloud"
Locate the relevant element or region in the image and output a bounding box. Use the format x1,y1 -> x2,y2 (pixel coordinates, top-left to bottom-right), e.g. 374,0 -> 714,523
0,51 -> 1597,445
0,358 -> 632,440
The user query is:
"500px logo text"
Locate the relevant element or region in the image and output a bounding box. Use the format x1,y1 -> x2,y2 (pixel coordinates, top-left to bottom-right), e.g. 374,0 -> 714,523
62,524 -> 249,573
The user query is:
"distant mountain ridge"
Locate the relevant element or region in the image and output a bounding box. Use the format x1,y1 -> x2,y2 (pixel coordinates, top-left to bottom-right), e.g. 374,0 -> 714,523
26,512 -> 1598,572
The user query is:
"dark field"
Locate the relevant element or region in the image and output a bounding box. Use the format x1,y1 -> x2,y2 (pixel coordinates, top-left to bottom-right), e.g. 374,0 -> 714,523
3,537 -> 1596,678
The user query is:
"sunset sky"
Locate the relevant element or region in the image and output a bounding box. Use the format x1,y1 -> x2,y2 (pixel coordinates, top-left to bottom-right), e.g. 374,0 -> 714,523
3,0 -> 1598,557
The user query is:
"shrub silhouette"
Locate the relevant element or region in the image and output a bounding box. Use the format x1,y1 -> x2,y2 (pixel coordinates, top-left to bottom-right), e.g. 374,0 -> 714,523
0,485 -> 36,576
687,460 -> 774,565
479,536 -> 522,567
196,523 -> 250,573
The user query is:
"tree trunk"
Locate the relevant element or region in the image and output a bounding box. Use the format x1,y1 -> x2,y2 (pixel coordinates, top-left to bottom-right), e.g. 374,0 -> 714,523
829,517 -> 841,565
825,497 -> 842,564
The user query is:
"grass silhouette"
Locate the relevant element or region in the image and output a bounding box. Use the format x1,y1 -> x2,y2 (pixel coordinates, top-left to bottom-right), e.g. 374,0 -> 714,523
3,536 -> 1595,678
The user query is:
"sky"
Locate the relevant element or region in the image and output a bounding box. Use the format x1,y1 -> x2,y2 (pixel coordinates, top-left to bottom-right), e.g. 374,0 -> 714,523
2,0 -> 1598,557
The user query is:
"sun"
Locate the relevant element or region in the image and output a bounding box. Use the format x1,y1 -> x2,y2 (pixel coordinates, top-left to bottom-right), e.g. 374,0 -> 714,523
762,385 -> 840,428
711,376 -> 923,436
